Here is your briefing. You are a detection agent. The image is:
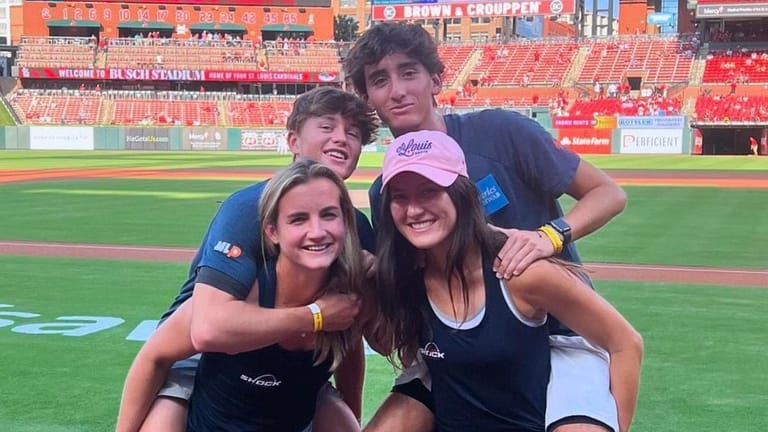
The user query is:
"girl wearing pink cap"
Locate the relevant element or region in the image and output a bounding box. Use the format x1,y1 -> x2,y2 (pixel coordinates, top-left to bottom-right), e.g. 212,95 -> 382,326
372,130 -> 643,432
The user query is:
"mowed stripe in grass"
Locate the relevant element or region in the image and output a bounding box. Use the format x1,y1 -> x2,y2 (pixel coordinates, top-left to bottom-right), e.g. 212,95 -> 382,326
0,178 -> 239,247
1,256 -> 766,431
561,186 -> 768,269
596,282 -> 768,432
1,178 -> 766,269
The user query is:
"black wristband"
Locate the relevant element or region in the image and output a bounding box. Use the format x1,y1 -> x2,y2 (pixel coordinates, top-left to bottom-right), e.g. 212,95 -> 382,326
547,218 -> 572,245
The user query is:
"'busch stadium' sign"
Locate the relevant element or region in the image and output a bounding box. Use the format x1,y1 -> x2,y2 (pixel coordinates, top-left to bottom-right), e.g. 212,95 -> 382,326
16,67 -> 337,83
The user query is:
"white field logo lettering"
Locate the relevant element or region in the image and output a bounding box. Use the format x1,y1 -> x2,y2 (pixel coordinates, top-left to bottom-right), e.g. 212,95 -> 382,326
0,304 -> 382,355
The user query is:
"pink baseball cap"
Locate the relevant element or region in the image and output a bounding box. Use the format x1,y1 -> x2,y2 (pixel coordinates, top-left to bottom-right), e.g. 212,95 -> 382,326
381,130 -> 468,192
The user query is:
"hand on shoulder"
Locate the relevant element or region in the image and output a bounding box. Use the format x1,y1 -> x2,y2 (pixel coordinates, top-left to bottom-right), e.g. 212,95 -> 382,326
490,224 -> 556,279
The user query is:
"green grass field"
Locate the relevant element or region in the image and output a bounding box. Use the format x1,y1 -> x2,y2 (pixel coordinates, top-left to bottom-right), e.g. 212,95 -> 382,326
0,102 -> 16,127
2,257 -> 766,431
2,150 -> 768,171
1,152 -> 766,431
2,178 -> 766,268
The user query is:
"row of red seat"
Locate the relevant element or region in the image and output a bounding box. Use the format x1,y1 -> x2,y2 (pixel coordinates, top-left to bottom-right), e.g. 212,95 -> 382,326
693,95 -> 768,123
569,96 -> 682,117
469,41 -> 578,87
15,36 -> 703,86
10,92 -> 300,127
578,38 -> 694,85
702,50 -> 768,83
10,91 -> 695,127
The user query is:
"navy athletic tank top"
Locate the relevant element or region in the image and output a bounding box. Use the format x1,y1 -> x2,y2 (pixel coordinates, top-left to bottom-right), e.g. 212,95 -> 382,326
421,258 -> 550,432
187,259 -> 333,432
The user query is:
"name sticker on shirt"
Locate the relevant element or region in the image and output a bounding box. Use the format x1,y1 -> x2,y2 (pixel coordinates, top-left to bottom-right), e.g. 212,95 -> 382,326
475,174 -> 509,216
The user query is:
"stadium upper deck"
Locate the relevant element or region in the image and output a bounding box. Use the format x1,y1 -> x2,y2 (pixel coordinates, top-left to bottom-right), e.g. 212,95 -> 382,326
7,0 -> 768,129
8,33 -> 702,126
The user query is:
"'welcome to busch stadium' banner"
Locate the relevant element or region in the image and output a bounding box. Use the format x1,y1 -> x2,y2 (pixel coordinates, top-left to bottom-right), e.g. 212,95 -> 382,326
16,67 -> 340,83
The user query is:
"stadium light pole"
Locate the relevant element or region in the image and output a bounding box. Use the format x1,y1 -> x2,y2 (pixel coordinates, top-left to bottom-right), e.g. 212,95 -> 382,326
502,16 -> 513,43
591,0 -> 614,36
574,0 -> 584,40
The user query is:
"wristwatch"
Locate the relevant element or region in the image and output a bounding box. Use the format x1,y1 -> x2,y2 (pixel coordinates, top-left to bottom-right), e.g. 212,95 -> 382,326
547,218 -> 572,245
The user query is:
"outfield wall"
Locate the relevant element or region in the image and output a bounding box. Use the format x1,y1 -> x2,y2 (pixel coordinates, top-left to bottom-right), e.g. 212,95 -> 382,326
0,117 -> 692,154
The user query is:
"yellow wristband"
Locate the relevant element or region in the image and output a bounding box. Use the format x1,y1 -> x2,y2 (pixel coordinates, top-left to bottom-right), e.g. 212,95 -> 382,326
538,225 -> 563,254
307,302 -> 323,332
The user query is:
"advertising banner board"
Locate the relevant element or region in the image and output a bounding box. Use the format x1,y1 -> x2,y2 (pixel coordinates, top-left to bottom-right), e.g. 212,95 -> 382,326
620,129 -> 684,154
29,126 -> 94,150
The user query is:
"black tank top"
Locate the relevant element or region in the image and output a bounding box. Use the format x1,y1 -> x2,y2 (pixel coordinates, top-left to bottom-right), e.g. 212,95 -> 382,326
187,259 -> 333,432
421,257 -> 550,432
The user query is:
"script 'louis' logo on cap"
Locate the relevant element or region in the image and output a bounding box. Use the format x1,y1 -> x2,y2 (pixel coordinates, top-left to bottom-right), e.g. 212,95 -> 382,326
396,138 -> 433,158
382,130 -> 469,191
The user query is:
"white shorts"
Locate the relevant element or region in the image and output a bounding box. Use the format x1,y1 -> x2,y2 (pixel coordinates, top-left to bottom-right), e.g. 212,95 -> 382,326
546,335 -> 618,432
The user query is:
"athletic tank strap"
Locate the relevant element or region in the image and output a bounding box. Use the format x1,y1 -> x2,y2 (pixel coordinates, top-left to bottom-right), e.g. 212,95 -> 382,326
257,259 -> 278,308
481,254 -> 502,302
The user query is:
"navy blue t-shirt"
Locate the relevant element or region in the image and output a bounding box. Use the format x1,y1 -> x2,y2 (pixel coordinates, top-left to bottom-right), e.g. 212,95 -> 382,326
187,260 -> 334,432
369,109 -> 586,334
161,179 -> 375,323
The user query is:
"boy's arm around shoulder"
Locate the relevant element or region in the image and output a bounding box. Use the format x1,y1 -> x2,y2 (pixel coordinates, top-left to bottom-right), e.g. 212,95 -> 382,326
490,160 -> 626,279
191,281 -> 360,354
190,282 -> 316,353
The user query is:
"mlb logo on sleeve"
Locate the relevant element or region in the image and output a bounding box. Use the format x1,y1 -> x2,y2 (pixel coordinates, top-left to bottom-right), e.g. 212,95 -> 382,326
214,241 -> 242,259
